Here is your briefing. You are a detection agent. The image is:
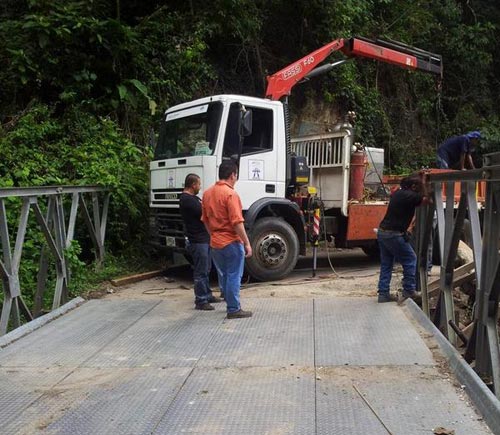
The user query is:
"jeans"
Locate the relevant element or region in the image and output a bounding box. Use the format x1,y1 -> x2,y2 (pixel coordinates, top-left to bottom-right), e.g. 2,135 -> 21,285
436,155 -> 449,169
377,231 -> 417,295
187,242 -> 213,306
211,242 -> 245,313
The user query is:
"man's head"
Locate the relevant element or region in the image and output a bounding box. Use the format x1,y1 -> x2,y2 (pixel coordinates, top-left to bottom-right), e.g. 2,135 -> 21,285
400,174 -> 423,192
184,173 -> 201,194
218,160 -> 239,185
466,131 -> 481,150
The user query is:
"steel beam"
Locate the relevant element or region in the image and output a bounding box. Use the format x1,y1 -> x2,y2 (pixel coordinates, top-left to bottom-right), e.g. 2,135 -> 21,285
0,185 -> 105,198
416,202 -> 434,316
65,193 -> 79,247
34,198 -> 55,317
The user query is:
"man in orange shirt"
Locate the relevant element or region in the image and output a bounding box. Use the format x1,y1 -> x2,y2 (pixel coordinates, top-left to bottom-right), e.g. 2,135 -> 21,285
202,160 -> 253,319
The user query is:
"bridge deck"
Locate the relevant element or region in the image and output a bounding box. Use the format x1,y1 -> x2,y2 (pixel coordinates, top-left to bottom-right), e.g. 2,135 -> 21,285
0,290 -> 492,434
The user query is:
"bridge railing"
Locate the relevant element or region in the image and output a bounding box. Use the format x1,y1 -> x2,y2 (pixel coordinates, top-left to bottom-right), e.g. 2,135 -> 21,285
0,186 -> 110,336
415,152 -> 500,399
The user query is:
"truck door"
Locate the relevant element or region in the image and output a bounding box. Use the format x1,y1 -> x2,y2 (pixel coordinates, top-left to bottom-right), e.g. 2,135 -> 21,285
222,103 -> 278,209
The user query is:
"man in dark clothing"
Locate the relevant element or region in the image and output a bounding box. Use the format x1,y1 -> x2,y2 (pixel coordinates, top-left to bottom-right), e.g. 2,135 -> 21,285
179,173 -> 221,310
437,131 -> 481,170
377,174 -> 427,303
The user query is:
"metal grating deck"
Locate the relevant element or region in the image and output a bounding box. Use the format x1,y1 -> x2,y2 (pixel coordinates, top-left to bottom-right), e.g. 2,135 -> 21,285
0,296 -> 492,434
315,298 -> 435,366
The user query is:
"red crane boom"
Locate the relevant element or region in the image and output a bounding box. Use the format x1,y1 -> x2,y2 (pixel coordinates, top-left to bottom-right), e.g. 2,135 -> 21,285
265,36 -> 442,101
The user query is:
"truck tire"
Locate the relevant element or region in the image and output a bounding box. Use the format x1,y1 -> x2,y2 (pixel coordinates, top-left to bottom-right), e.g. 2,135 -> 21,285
246,217 -> 299,281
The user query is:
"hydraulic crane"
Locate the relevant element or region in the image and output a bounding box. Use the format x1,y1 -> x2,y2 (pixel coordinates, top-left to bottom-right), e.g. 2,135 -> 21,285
266,36 -> 442,100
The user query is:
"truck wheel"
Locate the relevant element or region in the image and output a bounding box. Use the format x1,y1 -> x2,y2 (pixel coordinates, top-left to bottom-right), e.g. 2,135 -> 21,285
246,217 -> 299,281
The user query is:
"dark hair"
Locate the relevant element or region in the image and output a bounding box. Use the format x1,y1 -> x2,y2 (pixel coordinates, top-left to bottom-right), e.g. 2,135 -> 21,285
400,174 -> 422,190
184,173 -> 200,188
219,159 -> 238,180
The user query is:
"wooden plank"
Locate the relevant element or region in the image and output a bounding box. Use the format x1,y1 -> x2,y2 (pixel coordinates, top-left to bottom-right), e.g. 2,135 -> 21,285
428,261 -> 475,296
110,270 -> 164,287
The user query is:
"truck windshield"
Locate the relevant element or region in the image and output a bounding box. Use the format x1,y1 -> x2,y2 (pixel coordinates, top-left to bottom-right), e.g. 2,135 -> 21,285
154,102 -> 223,160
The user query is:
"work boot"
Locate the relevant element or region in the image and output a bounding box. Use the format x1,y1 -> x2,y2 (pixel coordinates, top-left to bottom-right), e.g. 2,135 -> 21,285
378,293 -> 397,303
398,290 -> 422,306
208,296 -> 223,303
195,303 -> 215,311
226,309 -> 253,319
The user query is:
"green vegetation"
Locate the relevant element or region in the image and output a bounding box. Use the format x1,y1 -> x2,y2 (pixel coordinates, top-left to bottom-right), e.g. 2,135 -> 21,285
1,1 -> 500,312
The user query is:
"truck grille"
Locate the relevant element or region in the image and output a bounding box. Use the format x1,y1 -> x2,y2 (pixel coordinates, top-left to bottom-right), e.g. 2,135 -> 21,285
151,188 -> 182,206
150,208 -> 186,250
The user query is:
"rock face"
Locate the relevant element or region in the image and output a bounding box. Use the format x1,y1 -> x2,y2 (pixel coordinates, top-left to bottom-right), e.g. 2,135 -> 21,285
456,240 -> 474,266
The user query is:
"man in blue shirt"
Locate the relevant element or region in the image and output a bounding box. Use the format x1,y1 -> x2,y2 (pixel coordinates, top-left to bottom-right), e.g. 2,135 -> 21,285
437,131 -> 481,170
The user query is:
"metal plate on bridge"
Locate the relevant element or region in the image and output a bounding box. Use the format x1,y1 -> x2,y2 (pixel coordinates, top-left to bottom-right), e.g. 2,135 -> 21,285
152,366 -> 316,434
0,299 -> 160,368
316,366 -> 492,435
1,367 -> 190,435
84,301 -> 226,368
0,367 -> 70,431
198,298 -> 314,367
315,298 -> 435,366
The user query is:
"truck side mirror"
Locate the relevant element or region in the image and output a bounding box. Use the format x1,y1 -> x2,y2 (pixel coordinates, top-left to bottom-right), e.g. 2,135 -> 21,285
240,109 -> 252,137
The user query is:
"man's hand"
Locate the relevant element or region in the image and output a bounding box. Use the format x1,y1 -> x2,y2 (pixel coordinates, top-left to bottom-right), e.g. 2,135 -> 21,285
244,242 -> 253,258
234,222 -> 252,257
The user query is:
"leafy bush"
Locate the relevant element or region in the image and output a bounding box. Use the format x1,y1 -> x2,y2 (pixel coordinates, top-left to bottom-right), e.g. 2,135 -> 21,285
0,104 -> 151,316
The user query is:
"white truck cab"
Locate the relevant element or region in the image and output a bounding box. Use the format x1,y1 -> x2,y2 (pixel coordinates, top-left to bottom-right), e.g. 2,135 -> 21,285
150,94 -> 309,281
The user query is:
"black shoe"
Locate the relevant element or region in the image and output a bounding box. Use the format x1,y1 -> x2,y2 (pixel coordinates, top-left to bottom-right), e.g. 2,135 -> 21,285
378,293 -> 397,303
398,290 -> 422,305
208,296 -> 223,303
226,309 -> 253,319
195,303 -> 215,311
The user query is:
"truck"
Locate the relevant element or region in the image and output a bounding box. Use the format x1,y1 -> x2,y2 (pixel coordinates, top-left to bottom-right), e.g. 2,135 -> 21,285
150,36 -> 443,281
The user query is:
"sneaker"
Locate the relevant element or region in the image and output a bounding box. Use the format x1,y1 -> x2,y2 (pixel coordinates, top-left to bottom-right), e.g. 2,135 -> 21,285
195,303 -> 215,311
208,296 -> 223,303
398,290 -> 422,305
226,309 -> 253,319
378,293 -> 397,303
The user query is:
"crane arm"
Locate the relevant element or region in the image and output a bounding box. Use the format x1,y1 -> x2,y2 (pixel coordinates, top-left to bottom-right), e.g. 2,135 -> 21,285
265,36 -> 442,101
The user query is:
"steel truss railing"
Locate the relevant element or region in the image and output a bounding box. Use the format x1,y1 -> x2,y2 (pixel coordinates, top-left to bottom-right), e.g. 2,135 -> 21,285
415,152 -> 500,398
0,186 -> 110,336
